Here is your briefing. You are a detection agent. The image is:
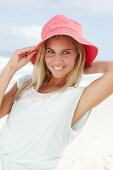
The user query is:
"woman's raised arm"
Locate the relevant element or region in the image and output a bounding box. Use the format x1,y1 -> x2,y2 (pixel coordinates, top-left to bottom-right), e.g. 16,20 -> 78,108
72,60 -> 113,125
84,60 -> 113,74
0,46 -> 36,111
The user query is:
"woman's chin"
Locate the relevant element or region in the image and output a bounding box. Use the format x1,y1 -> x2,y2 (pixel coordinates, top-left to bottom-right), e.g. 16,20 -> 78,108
51,73 -> 67,79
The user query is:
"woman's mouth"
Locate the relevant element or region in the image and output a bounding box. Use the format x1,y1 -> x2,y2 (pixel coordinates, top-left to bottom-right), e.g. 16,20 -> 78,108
52,66 -> 66,72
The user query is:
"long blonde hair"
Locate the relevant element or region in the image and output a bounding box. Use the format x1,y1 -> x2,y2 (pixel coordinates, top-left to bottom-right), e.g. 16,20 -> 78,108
14,35 -> 85,100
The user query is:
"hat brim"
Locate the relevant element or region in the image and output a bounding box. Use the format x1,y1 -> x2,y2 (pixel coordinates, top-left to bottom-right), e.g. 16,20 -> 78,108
27,28 -> 98,67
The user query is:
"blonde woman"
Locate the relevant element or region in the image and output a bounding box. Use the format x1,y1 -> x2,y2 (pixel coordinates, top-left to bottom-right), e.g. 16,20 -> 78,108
0,15 -> 113,170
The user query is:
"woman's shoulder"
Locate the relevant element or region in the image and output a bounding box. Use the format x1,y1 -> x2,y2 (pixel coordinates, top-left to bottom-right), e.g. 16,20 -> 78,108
20,74 -> 32,79
17,74 -> 32,89
67,85 -> 86,93
18,74 -> 32,81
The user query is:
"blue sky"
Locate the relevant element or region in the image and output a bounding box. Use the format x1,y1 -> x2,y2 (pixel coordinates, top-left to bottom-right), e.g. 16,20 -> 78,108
0,0 -> 113,60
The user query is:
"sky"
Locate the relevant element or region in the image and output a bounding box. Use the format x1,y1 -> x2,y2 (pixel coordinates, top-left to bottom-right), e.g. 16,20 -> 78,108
0,0 -> 113,60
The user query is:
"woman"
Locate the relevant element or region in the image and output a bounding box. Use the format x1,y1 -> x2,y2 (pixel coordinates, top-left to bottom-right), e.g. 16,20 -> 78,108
0,15 -> 113,170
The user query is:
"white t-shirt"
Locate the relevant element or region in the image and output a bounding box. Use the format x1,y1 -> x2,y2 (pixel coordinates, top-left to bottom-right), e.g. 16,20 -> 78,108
0,75 -> 92,170
18,86 -> 49,109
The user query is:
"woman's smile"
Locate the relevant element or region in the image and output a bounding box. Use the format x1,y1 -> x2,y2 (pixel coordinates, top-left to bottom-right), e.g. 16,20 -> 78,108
52,66 -> 66,71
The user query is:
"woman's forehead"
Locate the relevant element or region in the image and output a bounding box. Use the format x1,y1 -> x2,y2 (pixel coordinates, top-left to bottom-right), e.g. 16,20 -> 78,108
46,36 -> 76,49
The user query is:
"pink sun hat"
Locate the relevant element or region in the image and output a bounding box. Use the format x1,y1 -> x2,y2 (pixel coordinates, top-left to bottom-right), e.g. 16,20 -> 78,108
27,15 -> 98,67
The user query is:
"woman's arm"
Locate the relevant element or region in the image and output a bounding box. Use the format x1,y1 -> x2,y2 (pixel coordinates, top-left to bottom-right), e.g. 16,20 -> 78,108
84,60 -> 113,74
71,60 -> 113,126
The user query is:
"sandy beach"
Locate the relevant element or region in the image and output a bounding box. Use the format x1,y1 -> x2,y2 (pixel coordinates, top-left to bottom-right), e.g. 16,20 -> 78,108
0,97 -> 113,170
57,99 -> 113,170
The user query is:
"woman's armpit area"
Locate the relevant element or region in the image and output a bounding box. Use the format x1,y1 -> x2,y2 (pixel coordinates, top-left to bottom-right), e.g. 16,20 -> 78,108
71,90 -> 86,127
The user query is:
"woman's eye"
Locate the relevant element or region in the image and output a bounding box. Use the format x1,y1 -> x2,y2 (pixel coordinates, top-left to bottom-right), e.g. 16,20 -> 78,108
63,51 -> 70,54
47,50 -> 54,54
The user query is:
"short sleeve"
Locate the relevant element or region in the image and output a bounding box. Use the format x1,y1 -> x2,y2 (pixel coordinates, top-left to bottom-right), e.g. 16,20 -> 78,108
66,86 -> 92,146
17,74 -> 32,89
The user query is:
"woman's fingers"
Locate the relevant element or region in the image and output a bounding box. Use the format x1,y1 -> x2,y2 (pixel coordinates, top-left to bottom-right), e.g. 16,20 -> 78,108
7,46 -> 37,71
26,51 -> 37,62
15,46 -> 36,55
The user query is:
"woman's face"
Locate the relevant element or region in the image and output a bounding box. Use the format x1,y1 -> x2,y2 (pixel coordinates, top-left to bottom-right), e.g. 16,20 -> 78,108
45,36 -> 77,80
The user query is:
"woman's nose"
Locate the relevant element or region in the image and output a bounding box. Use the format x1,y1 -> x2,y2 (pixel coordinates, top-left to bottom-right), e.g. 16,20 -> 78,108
53,54 -> 63,63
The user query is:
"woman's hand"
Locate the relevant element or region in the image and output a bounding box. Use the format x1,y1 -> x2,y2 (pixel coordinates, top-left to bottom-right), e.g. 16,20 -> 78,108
7,46 -> 36,72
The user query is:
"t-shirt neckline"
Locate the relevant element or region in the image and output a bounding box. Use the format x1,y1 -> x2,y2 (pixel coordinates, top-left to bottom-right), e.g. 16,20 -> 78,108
33,86 -> 74,95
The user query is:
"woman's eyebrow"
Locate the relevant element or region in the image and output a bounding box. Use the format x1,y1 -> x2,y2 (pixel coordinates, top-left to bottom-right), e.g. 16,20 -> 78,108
46,48 -> 53,50
62,49 -> 73,51
46,48 -> 73,50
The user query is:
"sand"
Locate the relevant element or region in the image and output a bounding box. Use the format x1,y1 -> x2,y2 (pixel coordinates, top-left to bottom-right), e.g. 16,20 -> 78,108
0,90 -> 113,169
57,99 -> 113,170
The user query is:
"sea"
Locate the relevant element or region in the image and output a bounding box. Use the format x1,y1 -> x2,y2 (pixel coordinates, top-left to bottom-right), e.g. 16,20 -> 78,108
0,51 -> 113,100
